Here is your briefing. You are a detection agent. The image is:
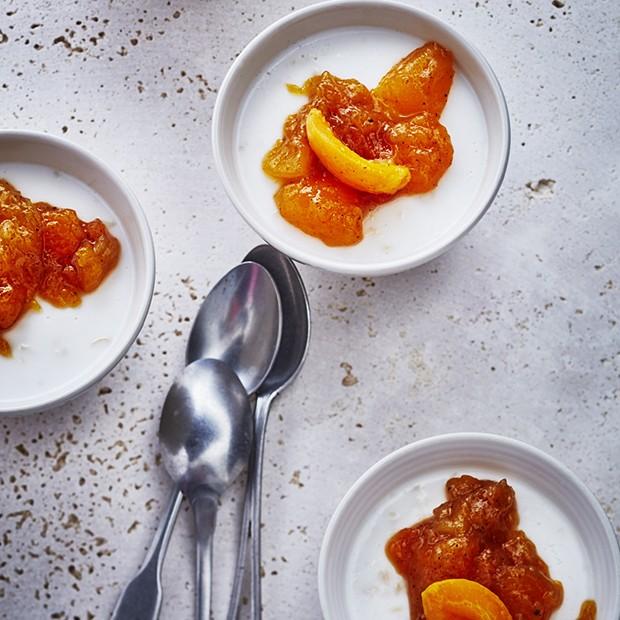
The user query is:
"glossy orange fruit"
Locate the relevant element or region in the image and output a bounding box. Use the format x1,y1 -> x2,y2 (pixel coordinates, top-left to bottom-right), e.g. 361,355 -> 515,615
373,41 -> 455,117
421,579 -> 513,620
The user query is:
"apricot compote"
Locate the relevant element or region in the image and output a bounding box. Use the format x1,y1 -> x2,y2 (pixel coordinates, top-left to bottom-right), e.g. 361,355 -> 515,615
262,42 -> 454,246
386,476 -> 564,620
0,179 -> 120,357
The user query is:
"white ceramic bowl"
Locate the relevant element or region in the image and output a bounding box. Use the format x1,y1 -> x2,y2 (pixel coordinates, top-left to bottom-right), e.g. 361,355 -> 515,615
318,433 -> 620,620
0,130 -> 155,415
212,0 -> 510,276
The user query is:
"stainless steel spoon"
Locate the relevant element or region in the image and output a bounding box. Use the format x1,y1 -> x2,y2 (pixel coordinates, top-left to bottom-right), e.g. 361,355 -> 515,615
159,358 -> 253,620
186,262 -> 282,390
227,245 -> 311,619
112,262 -> 281,620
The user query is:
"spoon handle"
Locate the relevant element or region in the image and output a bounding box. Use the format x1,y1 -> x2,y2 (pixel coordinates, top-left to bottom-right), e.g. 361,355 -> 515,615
192,491 -> 218,620
226,452 -> 255,619
250,393 -> 273,619
111,487 -> 183,620
226,392 -> 273,620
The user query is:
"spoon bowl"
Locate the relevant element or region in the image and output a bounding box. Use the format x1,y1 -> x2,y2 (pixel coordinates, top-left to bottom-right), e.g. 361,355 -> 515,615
159,358 -> 253,620
245,245 -> 311,396
159,358 -> 253,496
186,262 -> 282,393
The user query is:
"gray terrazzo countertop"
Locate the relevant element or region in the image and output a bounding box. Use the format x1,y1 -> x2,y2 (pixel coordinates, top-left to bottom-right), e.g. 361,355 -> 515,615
0,0 -> 618,618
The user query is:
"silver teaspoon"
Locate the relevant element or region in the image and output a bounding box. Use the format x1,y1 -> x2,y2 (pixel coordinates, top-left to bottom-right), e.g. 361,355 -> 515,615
159,358 -> 253,620
227,245 -> 311,619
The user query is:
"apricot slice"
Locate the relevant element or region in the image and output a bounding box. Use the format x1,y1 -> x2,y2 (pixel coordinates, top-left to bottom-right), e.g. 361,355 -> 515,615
263,109 -> 314,180
40,206 -> 85,259
373,41 -> 454,117
577,600 -> 597,620
421,579 -> 512,620
305,108 -> 410,195
387,112 -> 454,193
275,175 -> 364,246
73,229 -> 120,293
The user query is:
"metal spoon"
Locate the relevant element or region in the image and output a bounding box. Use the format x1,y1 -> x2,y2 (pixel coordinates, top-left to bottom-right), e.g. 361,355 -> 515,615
112,262 -> 282,620
227,245 -> 311,619
159,358 -> 253,620
186,262 -> 282,389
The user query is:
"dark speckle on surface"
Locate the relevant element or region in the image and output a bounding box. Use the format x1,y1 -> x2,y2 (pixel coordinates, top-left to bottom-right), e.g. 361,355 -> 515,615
340,362 -> 359,387
526,178 -> 556,197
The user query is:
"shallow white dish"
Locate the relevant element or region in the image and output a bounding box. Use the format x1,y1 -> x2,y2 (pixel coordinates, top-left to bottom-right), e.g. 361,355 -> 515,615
213,0 -> 510,276
318,433 -> 620,619
0,131 -> 155,415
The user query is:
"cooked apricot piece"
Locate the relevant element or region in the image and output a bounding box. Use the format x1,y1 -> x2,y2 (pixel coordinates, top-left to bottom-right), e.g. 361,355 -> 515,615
374,42 -> 454,117
422,579 -> 513,620
305,108 -> 410,195
388,112 -> 454,193
263,108 -> 314,180
577,600 -> 597,620
39,267 -> 81,307
0,279 -> 26,330
275,174 -> 364,246
301,72 -> 392,160
40,206 -> 85,259
0,181 -> 43,338
73,227 -> 120,292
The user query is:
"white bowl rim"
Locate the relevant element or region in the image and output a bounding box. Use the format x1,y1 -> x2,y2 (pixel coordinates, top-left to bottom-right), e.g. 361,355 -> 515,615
317,431 -> 620,618
212,0 -> 511,276
0,129 -> 156,416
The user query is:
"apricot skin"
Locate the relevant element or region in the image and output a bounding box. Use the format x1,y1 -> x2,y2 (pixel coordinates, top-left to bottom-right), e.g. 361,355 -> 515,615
373,41 -> 455,117
387,112 -> 454,194
275,175 -> 364,247
421,578 -> 513,620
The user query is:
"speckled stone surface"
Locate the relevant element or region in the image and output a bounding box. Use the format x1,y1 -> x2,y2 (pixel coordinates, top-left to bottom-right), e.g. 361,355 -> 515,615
0,1 -> 618,618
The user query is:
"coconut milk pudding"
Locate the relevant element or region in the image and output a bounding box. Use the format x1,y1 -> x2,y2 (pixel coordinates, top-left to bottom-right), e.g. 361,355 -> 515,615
236,26 -> 488,263
345,467 -> 594,620
0,162 -> 135,407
